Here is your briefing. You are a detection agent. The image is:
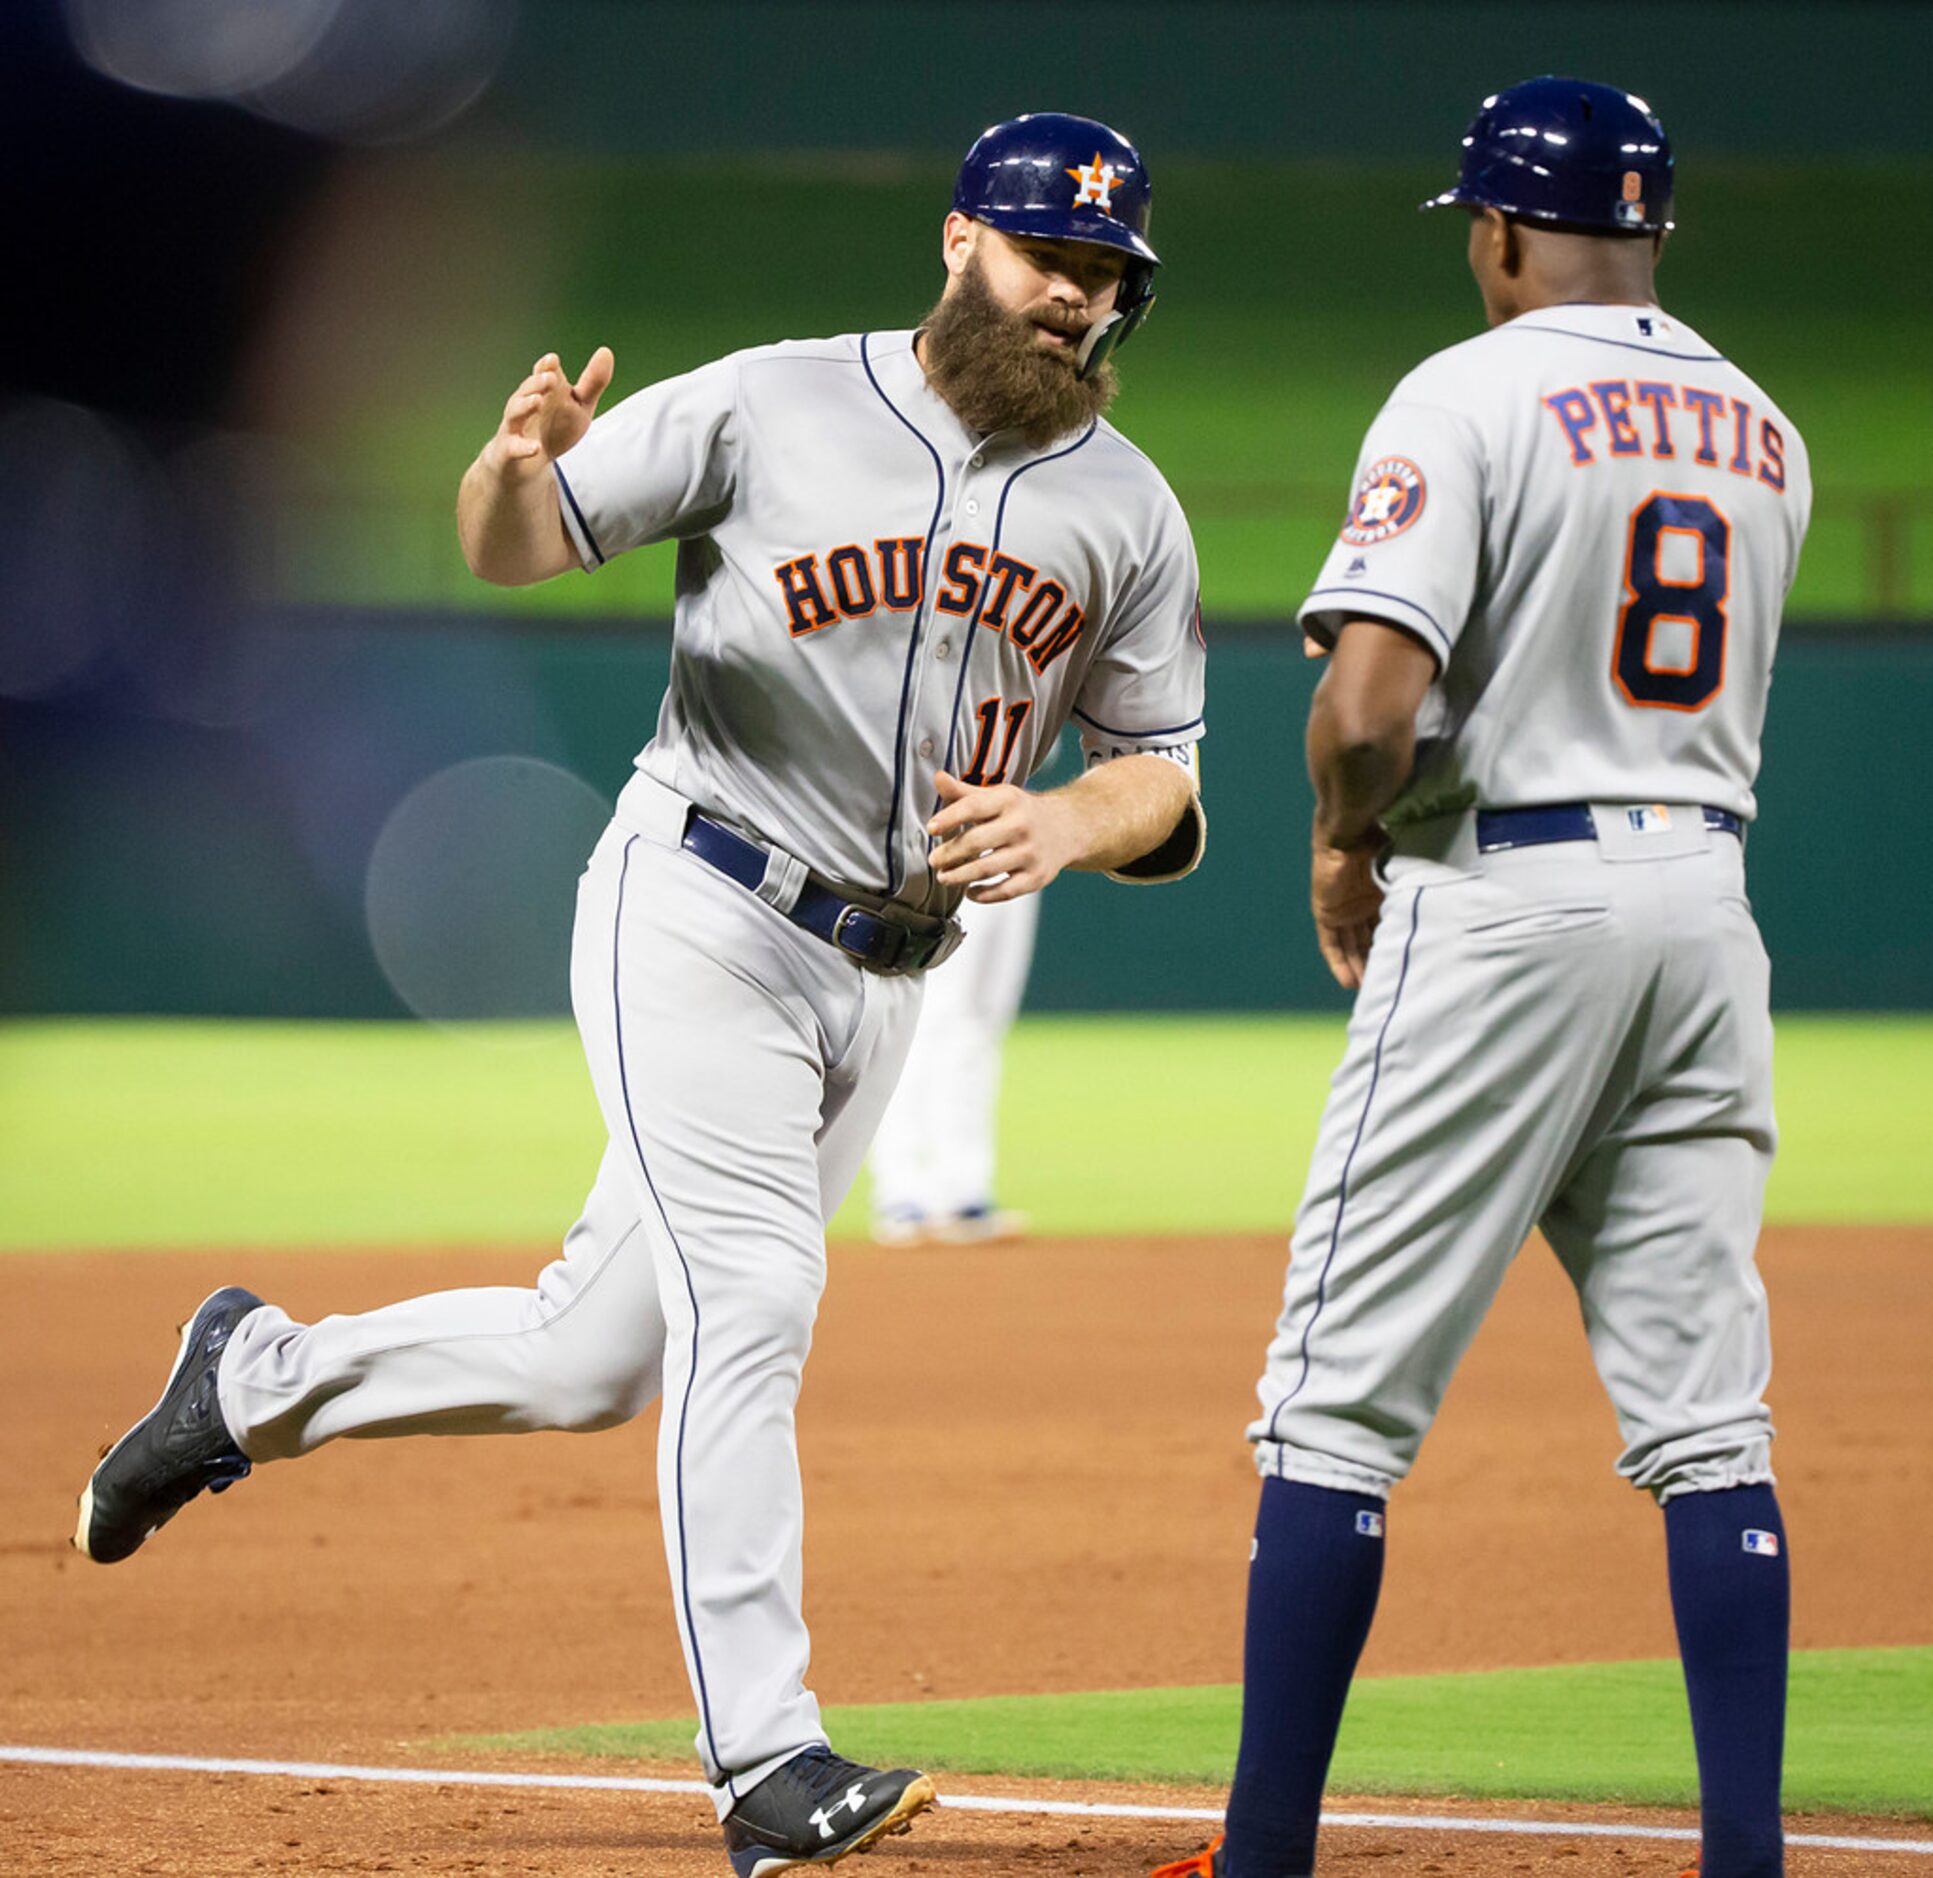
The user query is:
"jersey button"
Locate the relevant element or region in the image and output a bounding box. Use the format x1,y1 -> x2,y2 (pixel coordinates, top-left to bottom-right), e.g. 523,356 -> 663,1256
934,638 -> 951,659
964,498 -> 980,516
969,453 -> 984,469
917,737 -> 935,758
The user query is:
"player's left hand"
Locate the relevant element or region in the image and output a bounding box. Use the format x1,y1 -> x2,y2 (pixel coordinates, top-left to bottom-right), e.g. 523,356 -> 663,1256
1311,841 -> 1384,989
928,770 -> 1081,902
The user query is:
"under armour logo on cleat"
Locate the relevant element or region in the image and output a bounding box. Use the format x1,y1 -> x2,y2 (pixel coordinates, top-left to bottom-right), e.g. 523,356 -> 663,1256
810,1786 -> 869,1838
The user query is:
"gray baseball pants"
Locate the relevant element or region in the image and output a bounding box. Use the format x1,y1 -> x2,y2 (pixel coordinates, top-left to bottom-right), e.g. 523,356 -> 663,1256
1253,806 -> 1778,1504
218,772 -> 923,1817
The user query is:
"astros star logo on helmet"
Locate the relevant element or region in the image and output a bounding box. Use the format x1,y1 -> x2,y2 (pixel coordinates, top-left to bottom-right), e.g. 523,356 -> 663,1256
1065,152 -> 1123,213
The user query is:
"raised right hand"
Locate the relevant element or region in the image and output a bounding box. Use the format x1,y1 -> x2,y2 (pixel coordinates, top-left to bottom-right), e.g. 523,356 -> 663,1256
480,347 -> 615,479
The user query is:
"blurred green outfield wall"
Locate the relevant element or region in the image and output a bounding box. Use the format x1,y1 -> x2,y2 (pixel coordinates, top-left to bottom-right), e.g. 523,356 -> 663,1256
288,155 -> 1933,622
500,3 -> 1933,160
6,620 -> 1928,1016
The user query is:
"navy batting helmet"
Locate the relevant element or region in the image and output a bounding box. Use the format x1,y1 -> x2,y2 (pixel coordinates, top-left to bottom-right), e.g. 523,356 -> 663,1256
953,112 -> 1158,378
1423,77 -> 1674,235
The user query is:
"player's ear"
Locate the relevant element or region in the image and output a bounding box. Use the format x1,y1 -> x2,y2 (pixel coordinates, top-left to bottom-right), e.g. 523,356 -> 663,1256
940,211 -> 978,286
1468,206 -> 1504,273
1495,211 -> 1524,278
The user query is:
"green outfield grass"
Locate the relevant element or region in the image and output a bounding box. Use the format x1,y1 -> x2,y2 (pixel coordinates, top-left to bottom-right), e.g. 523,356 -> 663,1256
1,1015 -> 1928,1250
285,157 -> 1933,622
455,1647 -> 1932,1818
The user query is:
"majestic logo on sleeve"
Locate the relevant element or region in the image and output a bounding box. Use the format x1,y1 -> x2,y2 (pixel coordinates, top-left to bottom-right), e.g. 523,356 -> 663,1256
1065,153 -> 1123,213
1340,457 -> 1427,545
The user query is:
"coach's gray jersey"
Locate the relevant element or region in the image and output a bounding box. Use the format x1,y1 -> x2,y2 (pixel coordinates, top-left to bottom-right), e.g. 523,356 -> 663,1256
1300,304 -> 1811,822
553,329 -> 1206,906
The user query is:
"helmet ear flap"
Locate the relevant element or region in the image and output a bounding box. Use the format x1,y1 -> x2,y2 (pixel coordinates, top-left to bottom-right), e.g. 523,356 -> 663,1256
1074,264 -> 1156,380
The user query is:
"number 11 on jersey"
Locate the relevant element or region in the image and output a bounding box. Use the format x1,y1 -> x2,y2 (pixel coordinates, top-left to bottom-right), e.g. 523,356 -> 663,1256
960,696 -> 1034,786
1614,491 -> 1730,712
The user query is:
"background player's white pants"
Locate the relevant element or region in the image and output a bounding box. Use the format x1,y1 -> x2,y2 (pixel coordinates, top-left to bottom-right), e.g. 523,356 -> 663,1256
1252,813 -> 1777,1505
217,784 -> 922,1817
867,891 -> 1040,1221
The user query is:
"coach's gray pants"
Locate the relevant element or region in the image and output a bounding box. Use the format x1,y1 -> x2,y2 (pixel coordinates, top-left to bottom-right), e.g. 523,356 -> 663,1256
217,777 -> 922,1817
1253,808 -> 1778,1504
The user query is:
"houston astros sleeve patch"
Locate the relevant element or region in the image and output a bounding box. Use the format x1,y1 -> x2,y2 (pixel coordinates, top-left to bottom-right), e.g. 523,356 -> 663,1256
1340,457 -> 1427,545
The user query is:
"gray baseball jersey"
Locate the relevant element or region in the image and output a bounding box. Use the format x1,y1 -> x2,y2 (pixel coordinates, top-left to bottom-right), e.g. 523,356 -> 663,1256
1254,301 -> 1810,1508
1299,303 -> 1811,821
552,329 -> 1207,908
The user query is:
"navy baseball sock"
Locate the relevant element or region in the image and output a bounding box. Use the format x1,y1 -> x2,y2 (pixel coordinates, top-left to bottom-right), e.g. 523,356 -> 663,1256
1665,1483 -> 1789,1878
1222,1477 -> 1387,1877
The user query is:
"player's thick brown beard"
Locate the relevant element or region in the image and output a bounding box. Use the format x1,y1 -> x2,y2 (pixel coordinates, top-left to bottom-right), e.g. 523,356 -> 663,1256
920,258 -> 1119,449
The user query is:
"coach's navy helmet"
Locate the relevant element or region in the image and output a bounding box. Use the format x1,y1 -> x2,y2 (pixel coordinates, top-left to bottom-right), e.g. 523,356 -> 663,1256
1424,76 -> 1674,235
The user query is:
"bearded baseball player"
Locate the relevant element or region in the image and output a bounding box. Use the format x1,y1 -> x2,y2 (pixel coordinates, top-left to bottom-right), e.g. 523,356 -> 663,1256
76,112 -> 1206,1874
1153,79 -> 1809,1878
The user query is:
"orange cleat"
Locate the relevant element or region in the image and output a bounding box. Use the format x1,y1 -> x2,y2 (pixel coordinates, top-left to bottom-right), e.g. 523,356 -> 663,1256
1150,1835 -> 1225,1877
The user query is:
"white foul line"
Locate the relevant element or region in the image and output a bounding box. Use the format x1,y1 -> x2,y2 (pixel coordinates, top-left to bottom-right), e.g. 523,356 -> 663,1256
2,1746 -> 1929,1857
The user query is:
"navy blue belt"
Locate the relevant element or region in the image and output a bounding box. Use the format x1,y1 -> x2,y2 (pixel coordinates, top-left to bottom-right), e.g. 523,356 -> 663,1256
1475,803 -> 1743,854
680,812 -> 961,974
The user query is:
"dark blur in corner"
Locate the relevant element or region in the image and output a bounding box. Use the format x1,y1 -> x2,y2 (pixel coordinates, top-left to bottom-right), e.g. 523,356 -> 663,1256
0,0 -> 521,1013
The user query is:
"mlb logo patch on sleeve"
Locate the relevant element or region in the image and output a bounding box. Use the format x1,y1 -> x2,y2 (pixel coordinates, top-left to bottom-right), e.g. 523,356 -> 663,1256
1355,1510 -> 1385,1539
1742,1529 -> 1781,1556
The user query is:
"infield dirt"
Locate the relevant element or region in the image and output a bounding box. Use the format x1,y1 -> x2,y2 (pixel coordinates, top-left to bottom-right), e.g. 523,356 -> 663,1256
5,1227 -> 1928,1873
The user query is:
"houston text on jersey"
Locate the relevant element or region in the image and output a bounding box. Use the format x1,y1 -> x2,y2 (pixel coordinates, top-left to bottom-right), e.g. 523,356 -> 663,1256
772,538 -> 1089,674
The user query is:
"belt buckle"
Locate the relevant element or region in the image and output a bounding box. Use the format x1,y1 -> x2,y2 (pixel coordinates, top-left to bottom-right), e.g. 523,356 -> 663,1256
831,903 -> 875,964
831,903 -> 959,976
833,903 -> 910,974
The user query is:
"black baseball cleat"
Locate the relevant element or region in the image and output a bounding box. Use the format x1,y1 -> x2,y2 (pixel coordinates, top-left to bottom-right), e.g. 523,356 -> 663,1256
74,1286 -> 263,1563
721,1745 -> 936,1875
